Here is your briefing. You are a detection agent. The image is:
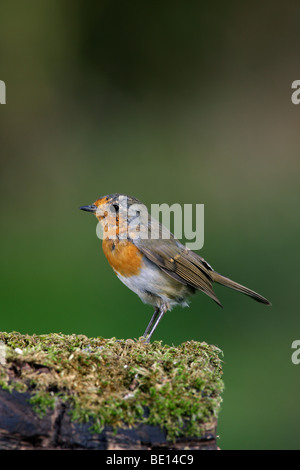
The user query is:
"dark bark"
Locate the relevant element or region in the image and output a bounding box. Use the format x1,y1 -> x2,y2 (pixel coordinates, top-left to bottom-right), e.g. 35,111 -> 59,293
0,388 -> 218,450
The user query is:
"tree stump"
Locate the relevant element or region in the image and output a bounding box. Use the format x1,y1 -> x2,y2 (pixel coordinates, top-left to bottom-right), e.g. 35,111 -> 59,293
0,332 -> 223,450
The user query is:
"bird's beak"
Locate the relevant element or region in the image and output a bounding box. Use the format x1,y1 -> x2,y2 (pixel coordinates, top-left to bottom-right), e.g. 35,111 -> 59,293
79,204 -> 97,213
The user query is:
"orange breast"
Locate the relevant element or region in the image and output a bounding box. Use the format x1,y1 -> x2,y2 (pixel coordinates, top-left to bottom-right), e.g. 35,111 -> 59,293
102,239 -> 143,277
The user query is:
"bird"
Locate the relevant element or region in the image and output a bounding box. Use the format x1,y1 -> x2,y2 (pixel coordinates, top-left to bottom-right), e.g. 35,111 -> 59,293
80,193 -> 271,342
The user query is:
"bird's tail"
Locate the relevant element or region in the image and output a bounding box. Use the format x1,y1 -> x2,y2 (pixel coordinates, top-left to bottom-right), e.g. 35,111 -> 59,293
211,271 -> 271,305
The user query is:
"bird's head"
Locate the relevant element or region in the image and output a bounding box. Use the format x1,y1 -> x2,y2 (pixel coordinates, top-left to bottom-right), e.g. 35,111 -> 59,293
80,194 -> 148,240
80,193 -> 143,219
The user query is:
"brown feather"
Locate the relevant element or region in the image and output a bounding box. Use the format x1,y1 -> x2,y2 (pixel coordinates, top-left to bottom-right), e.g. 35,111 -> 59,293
133,216 -> 270,307
133,219 -> 223,307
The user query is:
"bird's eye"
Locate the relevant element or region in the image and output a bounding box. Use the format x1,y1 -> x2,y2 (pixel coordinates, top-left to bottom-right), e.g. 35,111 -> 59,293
112,204 -> 119,213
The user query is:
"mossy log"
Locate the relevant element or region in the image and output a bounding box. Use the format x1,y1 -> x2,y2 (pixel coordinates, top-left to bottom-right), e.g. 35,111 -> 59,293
0,332 -> 223,450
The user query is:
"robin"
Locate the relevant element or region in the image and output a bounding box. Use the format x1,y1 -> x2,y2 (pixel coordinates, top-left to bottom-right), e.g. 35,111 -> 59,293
80,194 -> 271,342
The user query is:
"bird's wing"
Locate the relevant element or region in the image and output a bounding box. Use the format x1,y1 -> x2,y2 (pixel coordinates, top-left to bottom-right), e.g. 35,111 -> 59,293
132,218 -> 222,306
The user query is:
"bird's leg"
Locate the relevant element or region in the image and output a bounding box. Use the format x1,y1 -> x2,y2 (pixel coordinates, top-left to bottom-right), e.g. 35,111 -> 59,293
143,307 -> 160,339
143,304 -> 168,343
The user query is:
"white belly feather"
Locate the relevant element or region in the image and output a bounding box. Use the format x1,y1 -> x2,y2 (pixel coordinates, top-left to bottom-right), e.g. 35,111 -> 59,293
115,258 -> 191,309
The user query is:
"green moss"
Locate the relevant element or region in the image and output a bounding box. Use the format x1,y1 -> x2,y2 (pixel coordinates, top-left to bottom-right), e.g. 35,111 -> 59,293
29,390 -> 56,417
0,332 -> 223,441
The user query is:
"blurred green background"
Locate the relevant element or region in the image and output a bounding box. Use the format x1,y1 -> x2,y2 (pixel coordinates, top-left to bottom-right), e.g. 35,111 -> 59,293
0,1 -> 299,449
